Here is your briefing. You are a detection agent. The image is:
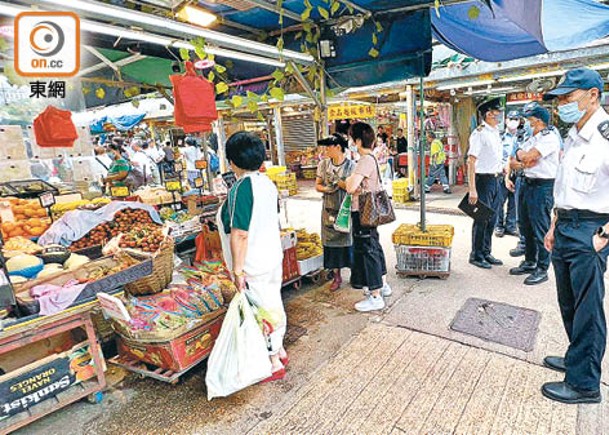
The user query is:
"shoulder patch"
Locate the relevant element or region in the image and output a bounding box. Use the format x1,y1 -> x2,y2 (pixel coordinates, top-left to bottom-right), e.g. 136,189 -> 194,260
476,125 -> 484,132
598,121 -> 609,140
541,128 -> 550,136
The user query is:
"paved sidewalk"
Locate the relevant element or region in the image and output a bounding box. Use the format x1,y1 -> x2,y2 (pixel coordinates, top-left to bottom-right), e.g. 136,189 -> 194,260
251,323 -> 604,435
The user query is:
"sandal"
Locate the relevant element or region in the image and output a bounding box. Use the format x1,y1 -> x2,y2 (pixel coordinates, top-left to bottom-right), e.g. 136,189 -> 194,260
261,368 -> 286,383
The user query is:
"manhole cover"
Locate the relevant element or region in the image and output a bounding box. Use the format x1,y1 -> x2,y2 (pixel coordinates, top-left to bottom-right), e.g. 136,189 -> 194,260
450,298 -> 541,351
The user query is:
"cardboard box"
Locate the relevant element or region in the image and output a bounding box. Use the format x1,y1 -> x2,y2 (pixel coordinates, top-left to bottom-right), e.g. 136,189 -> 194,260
282,246 -> 299,283
280,230 -> 297,251
117,313 -> 224,372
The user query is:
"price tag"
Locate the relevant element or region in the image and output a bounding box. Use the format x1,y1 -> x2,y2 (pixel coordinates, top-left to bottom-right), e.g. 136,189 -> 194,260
174,162 -> 184,173
194,177 -> 204,188
195,160 -> 208,170
39,192 -> 56,208
110,186 -> 130,198
165,180 -> 182,192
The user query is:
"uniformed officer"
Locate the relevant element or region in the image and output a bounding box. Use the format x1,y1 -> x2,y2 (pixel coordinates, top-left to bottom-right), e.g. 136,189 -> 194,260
508,103 -> 560,285
542,68 -> 609,404
495,110 -> 522,238
467,97 -> 504,269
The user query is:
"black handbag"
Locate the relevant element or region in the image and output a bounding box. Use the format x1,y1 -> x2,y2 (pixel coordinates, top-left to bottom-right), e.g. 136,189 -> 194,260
358,155 -> 396,227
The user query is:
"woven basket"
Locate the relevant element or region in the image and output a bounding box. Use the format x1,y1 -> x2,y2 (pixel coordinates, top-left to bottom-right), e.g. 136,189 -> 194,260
124,237 -> 175,296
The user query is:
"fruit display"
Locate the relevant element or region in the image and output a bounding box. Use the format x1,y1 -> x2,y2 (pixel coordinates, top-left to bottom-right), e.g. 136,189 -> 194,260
118,226 -> 165,253
51,197 -> 111,218
295,229 -> 323,260
0,179 -> 58,198
159,207 -> 192,224
0,198 -> 51,240
69,208 -> 161,252
2,236 -> 43,257
86,253 -> 140,281
134,186 -> 178,206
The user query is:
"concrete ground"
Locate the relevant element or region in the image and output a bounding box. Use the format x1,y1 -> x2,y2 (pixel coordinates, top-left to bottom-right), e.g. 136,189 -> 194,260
17,195 -> 609,435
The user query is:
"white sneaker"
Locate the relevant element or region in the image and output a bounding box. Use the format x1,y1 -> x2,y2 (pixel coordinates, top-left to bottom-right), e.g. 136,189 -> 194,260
381,284 -> 393,297
355,295 -> 385,312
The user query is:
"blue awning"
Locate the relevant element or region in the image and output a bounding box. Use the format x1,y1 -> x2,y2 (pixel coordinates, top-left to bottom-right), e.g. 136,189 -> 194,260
432,0 -> 609,62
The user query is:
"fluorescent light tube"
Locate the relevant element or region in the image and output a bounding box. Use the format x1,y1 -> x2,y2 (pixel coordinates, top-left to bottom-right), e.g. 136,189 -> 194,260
497,70 -> 566,82
437,79 -> 495,91
176,5 -> 217,27
36,0 -> 314,64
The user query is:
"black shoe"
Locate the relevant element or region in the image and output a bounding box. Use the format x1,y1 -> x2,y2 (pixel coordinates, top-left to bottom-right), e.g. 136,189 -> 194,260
505,229 -> 520,237
470,259 -> 492,269
524,269 -> 548,285
485,255 -> 503,266
509,247 -> 525,257
443,188 -> 452,194
509,261 -> 537,276
495,227 -> 505,238
541,382 -> 601,404
543,356 -> 566,373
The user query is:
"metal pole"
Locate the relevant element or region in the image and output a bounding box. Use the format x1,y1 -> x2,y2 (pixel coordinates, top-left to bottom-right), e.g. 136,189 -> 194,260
201,133 -> 213,193
419,74 -> 426,232
274,107 -> 286,166
406,85 -> 416,197
213,118 -> 228,174
320,70 -> 329,138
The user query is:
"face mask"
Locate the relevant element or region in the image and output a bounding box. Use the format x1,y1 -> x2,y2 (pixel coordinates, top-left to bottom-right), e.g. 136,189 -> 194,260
506,120 -> 519,130
558,101 -> 586,124
523,121 -> 533,137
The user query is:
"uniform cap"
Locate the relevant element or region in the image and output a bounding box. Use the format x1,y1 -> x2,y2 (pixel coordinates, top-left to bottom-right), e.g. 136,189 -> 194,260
543,68 -> 604,100
506,110 -> 521,119
477,97 -> 502,117
522,102 -> 550,125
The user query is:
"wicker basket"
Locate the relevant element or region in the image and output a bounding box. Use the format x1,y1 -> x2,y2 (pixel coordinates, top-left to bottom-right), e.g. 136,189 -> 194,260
124,237 -> 175,296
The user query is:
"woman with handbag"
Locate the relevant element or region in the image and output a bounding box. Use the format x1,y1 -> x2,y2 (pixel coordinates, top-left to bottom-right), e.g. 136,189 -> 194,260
315,134 -> 355,291
346,122 -> 394,312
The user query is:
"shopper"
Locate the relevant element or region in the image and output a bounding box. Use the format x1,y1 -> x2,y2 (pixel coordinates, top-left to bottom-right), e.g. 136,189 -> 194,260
467,98 -> 504,269
93,146 -> 112,183
495,110 -> 521,238
346,122 -> 392,312
129,139 -> 155,185
316,134 -> 355,292
103,143 -> 132,190
217,131 -> 288,382
542,68 -> 609,404
508,103 -> 560,286
141,141 -> 162,185
183,136 -> 203,187
396,128 -> 408,154
425,131 -> 451,194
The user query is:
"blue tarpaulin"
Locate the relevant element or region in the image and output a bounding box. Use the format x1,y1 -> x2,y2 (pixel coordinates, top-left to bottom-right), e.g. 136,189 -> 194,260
432,0 -> 609,62
90,113 -> 146,134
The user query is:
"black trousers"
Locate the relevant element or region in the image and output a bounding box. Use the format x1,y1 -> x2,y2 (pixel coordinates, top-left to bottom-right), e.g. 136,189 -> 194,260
520,178 -> 554,271
552,211 -> 609,392
350,212 -> 387,291
471,174 -> 500,261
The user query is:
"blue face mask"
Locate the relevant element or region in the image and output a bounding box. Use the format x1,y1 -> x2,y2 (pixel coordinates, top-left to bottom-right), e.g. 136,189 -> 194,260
523,121 -> 533,138
558,101 -> 586,124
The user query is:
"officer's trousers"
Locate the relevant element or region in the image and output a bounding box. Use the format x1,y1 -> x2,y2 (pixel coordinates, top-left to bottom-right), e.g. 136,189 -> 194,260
495,177 -> 518,232
520,178 -> 554,271
552,212 -> 609,392
471,174 -> 499,261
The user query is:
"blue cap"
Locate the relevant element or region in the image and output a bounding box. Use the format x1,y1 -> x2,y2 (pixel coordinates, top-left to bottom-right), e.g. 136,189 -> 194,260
543,68 -> 604,100
506,110 -> 521,119
522,102 -> 550,125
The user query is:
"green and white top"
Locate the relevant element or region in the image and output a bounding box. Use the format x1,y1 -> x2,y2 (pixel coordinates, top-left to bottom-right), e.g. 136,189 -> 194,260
217,172 -> 283,277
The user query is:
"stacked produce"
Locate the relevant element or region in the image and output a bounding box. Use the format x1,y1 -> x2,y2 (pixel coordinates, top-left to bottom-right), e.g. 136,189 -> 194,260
51,197 -> 111,218
134,186 -> 178,206
119,261 -> 233,334
1,198 -> 50,239
159,207 -> 191,223
295,229 -> 323,260
6,246 -> 90,282
69,208 -> 161,253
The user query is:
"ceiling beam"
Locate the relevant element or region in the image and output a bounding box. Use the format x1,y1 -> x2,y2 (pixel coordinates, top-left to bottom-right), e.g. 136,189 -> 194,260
376,0 -> 473,15
339,0 -> 371,17
78,49 -> 146,77
243,0 -> 304,22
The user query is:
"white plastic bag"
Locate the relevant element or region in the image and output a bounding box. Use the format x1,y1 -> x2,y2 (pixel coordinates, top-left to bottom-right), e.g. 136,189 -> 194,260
205,292 -> 272,400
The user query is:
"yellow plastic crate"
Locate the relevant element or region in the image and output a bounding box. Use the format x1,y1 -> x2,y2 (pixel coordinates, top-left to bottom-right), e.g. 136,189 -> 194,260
266,166 -> 287,181
393,193 -> 409,204
392,224 -> 454,247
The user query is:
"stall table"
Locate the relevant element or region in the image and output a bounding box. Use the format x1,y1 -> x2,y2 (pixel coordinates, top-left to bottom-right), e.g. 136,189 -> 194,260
0,306 -> 106,434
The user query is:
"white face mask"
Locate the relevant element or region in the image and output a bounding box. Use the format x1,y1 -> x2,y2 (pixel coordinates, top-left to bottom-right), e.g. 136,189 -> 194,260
506,120 -> 519,130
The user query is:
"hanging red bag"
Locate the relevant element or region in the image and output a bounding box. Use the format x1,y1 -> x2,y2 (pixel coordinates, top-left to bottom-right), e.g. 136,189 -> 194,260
170,61 -> 218,132
33,106 -> 78,147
